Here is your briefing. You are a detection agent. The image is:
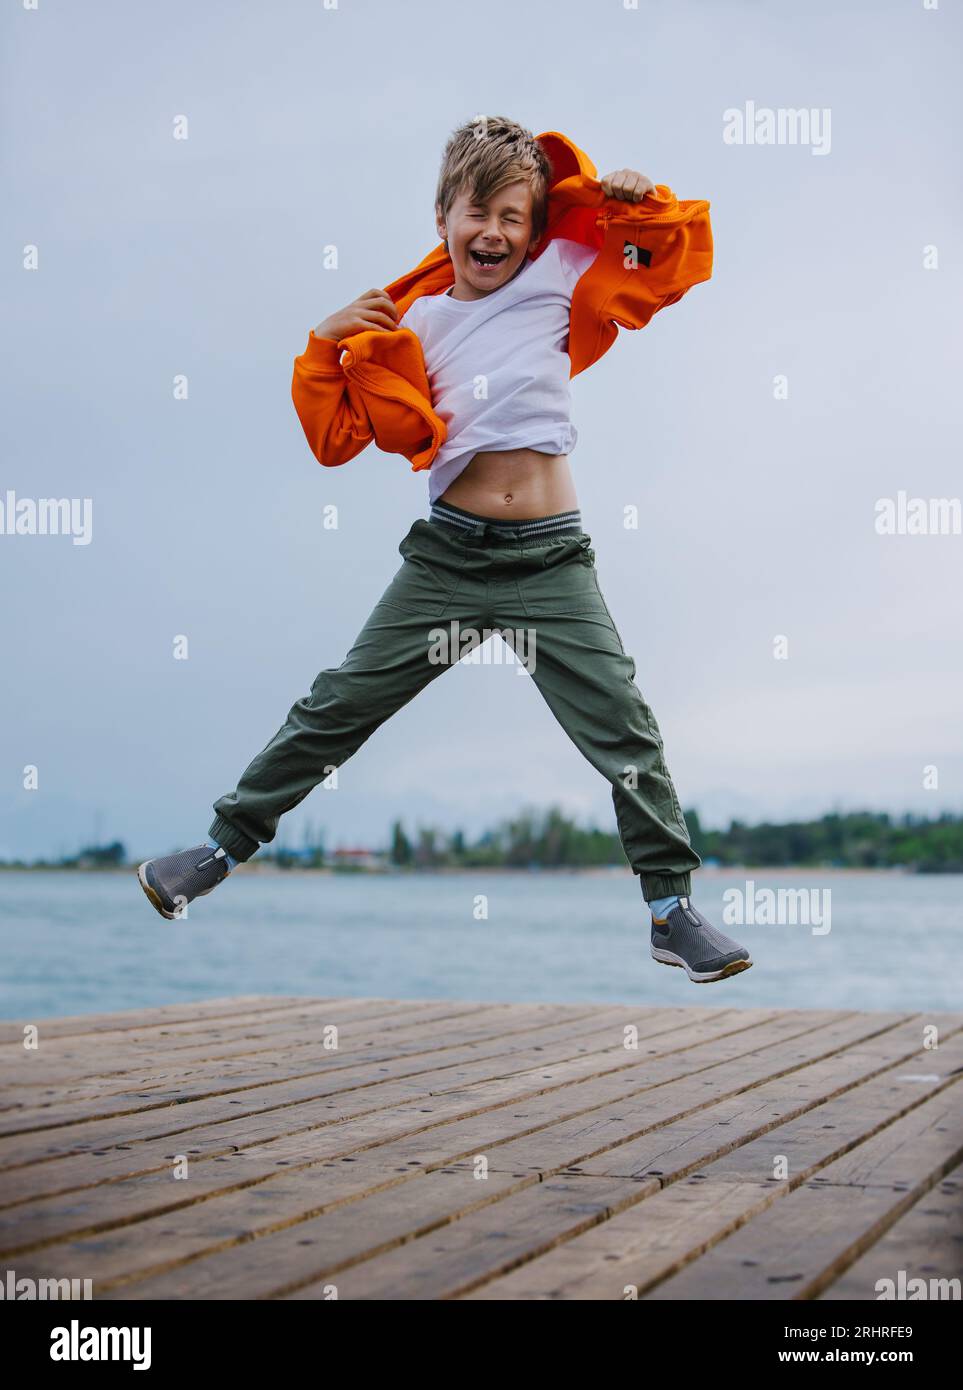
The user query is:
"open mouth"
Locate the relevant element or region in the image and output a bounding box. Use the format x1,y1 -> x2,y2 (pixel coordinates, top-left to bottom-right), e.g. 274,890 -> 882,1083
469,248 -> 508,269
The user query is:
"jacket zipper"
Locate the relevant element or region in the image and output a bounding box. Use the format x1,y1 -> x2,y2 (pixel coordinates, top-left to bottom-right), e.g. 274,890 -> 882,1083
595,202 -> 707,230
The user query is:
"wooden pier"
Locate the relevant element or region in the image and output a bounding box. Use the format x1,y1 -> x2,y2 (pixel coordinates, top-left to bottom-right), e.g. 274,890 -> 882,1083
1,996 -> 960,1300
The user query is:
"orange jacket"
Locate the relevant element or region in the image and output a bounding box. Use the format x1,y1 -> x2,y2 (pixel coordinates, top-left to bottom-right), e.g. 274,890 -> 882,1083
291,130 -> 713,473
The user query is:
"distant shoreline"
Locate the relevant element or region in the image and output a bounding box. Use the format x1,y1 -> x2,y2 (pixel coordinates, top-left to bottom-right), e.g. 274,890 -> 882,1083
0,863 -> 952,877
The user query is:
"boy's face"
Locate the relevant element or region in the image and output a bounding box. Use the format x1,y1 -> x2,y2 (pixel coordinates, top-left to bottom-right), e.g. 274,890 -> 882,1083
437,179 -> 540,300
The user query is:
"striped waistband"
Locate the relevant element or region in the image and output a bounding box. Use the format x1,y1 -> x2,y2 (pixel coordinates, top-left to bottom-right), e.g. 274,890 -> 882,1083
429,499 -> 583,539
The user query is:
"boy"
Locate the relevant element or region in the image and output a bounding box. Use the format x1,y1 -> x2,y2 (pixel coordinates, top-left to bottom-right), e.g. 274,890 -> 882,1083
138,116 -> 752,985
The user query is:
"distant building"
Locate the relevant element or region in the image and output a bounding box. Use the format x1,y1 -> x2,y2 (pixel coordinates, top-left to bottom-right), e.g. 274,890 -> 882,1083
330,847 -> 388,870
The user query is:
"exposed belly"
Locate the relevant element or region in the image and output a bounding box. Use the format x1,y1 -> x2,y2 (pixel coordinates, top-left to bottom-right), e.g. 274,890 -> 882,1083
437,448 -> 579,519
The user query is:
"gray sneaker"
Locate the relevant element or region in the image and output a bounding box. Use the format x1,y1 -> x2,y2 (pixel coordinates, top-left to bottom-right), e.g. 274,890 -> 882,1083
137,844 -> 232,920
651,895 -> 752,983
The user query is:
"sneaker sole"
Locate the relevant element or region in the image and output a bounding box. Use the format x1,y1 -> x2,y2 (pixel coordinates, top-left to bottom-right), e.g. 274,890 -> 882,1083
651,944 -> 753,983
136,862 -> 179,920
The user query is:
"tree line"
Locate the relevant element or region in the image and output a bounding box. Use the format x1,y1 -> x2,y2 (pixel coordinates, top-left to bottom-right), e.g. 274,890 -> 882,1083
385,806 -> 963,873
5,808 -> 963,873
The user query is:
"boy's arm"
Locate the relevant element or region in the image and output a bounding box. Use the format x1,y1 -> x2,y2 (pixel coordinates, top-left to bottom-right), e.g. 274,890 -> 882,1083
291,289 -> 399,467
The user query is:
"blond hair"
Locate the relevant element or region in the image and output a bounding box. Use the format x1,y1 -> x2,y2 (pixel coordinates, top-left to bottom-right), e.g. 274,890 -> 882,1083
435,115 -> 553,243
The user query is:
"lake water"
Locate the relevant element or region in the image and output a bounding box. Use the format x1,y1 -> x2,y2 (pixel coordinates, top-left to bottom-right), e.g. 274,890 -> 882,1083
0,867 -> 960,1020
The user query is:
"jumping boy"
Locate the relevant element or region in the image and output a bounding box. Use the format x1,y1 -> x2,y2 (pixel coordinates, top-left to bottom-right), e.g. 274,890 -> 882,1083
137,116 -> 752,984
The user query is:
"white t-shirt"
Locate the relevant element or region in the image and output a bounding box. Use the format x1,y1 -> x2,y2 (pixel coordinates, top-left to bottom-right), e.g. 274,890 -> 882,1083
397,238 -> 599,503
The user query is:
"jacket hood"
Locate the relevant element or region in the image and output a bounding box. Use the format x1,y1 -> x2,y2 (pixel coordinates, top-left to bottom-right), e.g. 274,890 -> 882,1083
384,129 -> 708,326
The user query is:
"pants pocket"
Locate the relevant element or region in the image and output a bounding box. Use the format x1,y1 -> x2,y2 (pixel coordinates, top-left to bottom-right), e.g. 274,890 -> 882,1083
517,534 -> 607,616
384,523 -> 469,618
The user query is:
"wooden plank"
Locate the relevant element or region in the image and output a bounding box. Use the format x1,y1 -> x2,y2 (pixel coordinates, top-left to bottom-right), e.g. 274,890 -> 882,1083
456,1027 -> 963,1298
4,996 -> 958,1303
463,1177 -> 769,1302
0,1009 -> 755,1261
0,997 -> 500,1094
816,1162 -> 963,1299
0,1005 -> 655,1229
0,999 -> 596,1118
459,1012 -> 929,1179
0,1007 -> 778,1171
0,999 -> 603,1145
0,996 -> 321,1044
10,1014 -> 925,1298
0,1000 -> 500,1095
287,1173 -> 650,1302
295,1040 -> 963,1301
642,1087 -> 963,1299
106,1168 -> 540,1301
569,1023 -> 961,1184
0,1011 -> 705,1206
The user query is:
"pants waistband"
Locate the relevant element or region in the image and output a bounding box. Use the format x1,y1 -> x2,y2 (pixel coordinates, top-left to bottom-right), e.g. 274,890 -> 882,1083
429,499 -> 583,543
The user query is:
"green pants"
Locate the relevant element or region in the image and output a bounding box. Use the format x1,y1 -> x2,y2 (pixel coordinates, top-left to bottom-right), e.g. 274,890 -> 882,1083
209,517 -> 701,901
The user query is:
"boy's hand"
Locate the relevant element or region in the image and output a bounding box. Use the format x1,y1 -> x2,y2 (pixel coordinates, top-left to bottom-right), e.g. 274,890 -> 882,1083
313,288 -> 399,341
599,168 -> 657,202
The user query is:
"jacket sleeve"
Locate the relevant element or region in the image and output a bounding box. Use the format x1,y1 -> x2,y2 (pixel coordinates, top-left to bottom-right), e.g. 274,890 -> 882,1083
291,331 -> 375,467
567,196 -> 713,376
607,206 -> 713,331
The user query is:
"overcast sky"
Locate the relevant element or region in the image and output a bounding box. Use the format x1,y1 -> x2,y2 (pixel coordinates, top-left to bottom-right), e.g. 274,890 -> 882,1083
2,0 -> 961,862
